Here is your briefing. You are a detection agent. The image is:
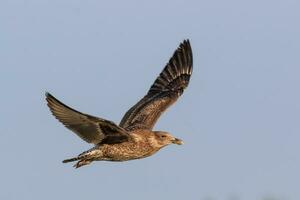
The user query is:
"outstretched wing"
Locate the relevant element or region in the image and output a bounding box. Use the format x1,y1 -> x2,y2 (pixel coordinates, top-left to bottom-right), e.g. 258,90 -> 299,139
119,40 -> 193,131
46,92 -> 130,144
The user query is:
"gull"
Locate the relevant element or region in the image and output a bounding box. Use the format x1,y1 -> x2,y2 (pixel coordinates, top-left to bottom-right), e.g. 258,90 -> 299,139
46,40 -> 193,168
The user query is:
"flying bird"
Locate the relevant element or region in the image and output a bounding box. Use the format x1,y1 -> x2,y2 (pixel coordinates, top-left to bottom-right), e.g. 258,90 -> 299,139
46,40 -> 193,168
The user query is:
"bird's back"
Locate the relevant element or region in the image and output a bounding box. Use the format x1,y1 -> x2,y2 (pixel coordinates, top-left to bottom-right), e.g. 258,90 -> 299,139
97,130 -> 161,161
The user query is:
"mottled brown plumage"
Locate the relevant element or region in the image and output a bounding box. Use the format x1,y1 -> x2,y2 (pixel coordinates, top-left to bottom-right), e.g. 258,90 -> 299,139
46,40 -> 193,168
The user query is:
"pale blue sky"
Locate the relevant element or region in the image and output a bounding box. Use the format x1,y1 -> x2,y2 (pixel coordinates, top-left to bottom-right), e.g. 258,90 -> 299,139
1,0 -> 300,200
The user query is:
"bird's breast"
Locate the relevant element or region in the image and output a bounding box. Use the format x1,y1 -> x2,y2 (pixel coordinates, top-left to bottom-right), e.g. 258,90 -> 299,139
99,140 -> 159,161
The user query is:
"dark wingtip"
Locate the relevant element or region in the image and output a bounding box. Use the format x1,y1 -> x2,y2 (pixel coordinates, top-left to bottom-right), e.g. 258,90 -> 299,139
180,39 -> 193,74
45,92 -> 61,104
147,39 -> 193,95
45,92 -> 56,105
183,39 -> 190,43
181,39 -> 191,48
45,92 -> 54,101
182,39 -> 192,55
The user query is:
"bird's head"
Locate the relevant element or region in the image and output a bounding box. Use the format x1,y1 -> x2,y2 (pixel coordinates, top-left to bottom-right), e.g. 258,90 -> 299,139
153,131 -> 184,146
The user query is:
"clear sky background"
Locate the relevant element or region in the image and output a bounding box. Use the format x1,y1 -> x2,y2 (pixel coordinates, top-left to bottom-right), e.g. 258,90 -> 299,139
1,0 -> 299,200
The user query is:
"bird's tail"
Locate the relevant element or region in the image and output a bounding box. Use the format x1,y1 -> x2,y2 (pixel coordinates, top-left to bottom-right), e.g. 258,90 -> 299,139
62,150 -> 96,168
62,149 -> 93,163
62,156 -> 93,168
62,148 -> 97,168
62,156 -> 80,163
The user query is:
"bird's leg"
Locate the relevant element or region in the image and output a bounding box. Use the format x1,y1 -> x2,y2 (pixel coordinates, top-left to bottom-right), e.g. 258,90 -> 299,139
74,159 -> 93,168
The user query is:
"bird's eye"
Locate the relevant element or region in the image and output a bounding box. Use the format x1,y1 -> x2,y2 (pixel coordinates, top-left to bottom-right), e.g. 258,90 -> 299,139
161,135 -> 166,138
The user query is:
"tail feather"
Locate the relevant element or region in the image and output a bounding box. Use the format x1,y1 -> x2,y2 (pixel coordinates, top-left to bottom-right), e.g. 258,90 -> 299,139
62,149 -> 93,163
62,148 -> 97,168
62,157 -> 80,163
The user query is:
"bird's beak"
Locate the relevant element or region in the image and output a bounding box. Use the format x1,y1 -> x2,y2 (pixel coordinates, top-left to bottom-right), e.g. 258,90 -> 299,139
172,138 -> 184,145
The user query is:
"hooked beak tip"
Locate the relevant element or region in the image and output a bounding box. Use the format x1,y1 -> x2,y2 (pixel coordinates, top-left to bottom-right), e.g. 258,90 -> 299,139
173,138 -> 184,145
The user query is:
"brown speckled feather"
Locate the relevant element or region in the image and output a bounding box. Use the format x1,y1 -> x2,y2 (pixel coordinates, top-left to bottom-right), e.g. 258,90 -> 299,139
46,92 -> 130,144
119,40 -> 193,131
